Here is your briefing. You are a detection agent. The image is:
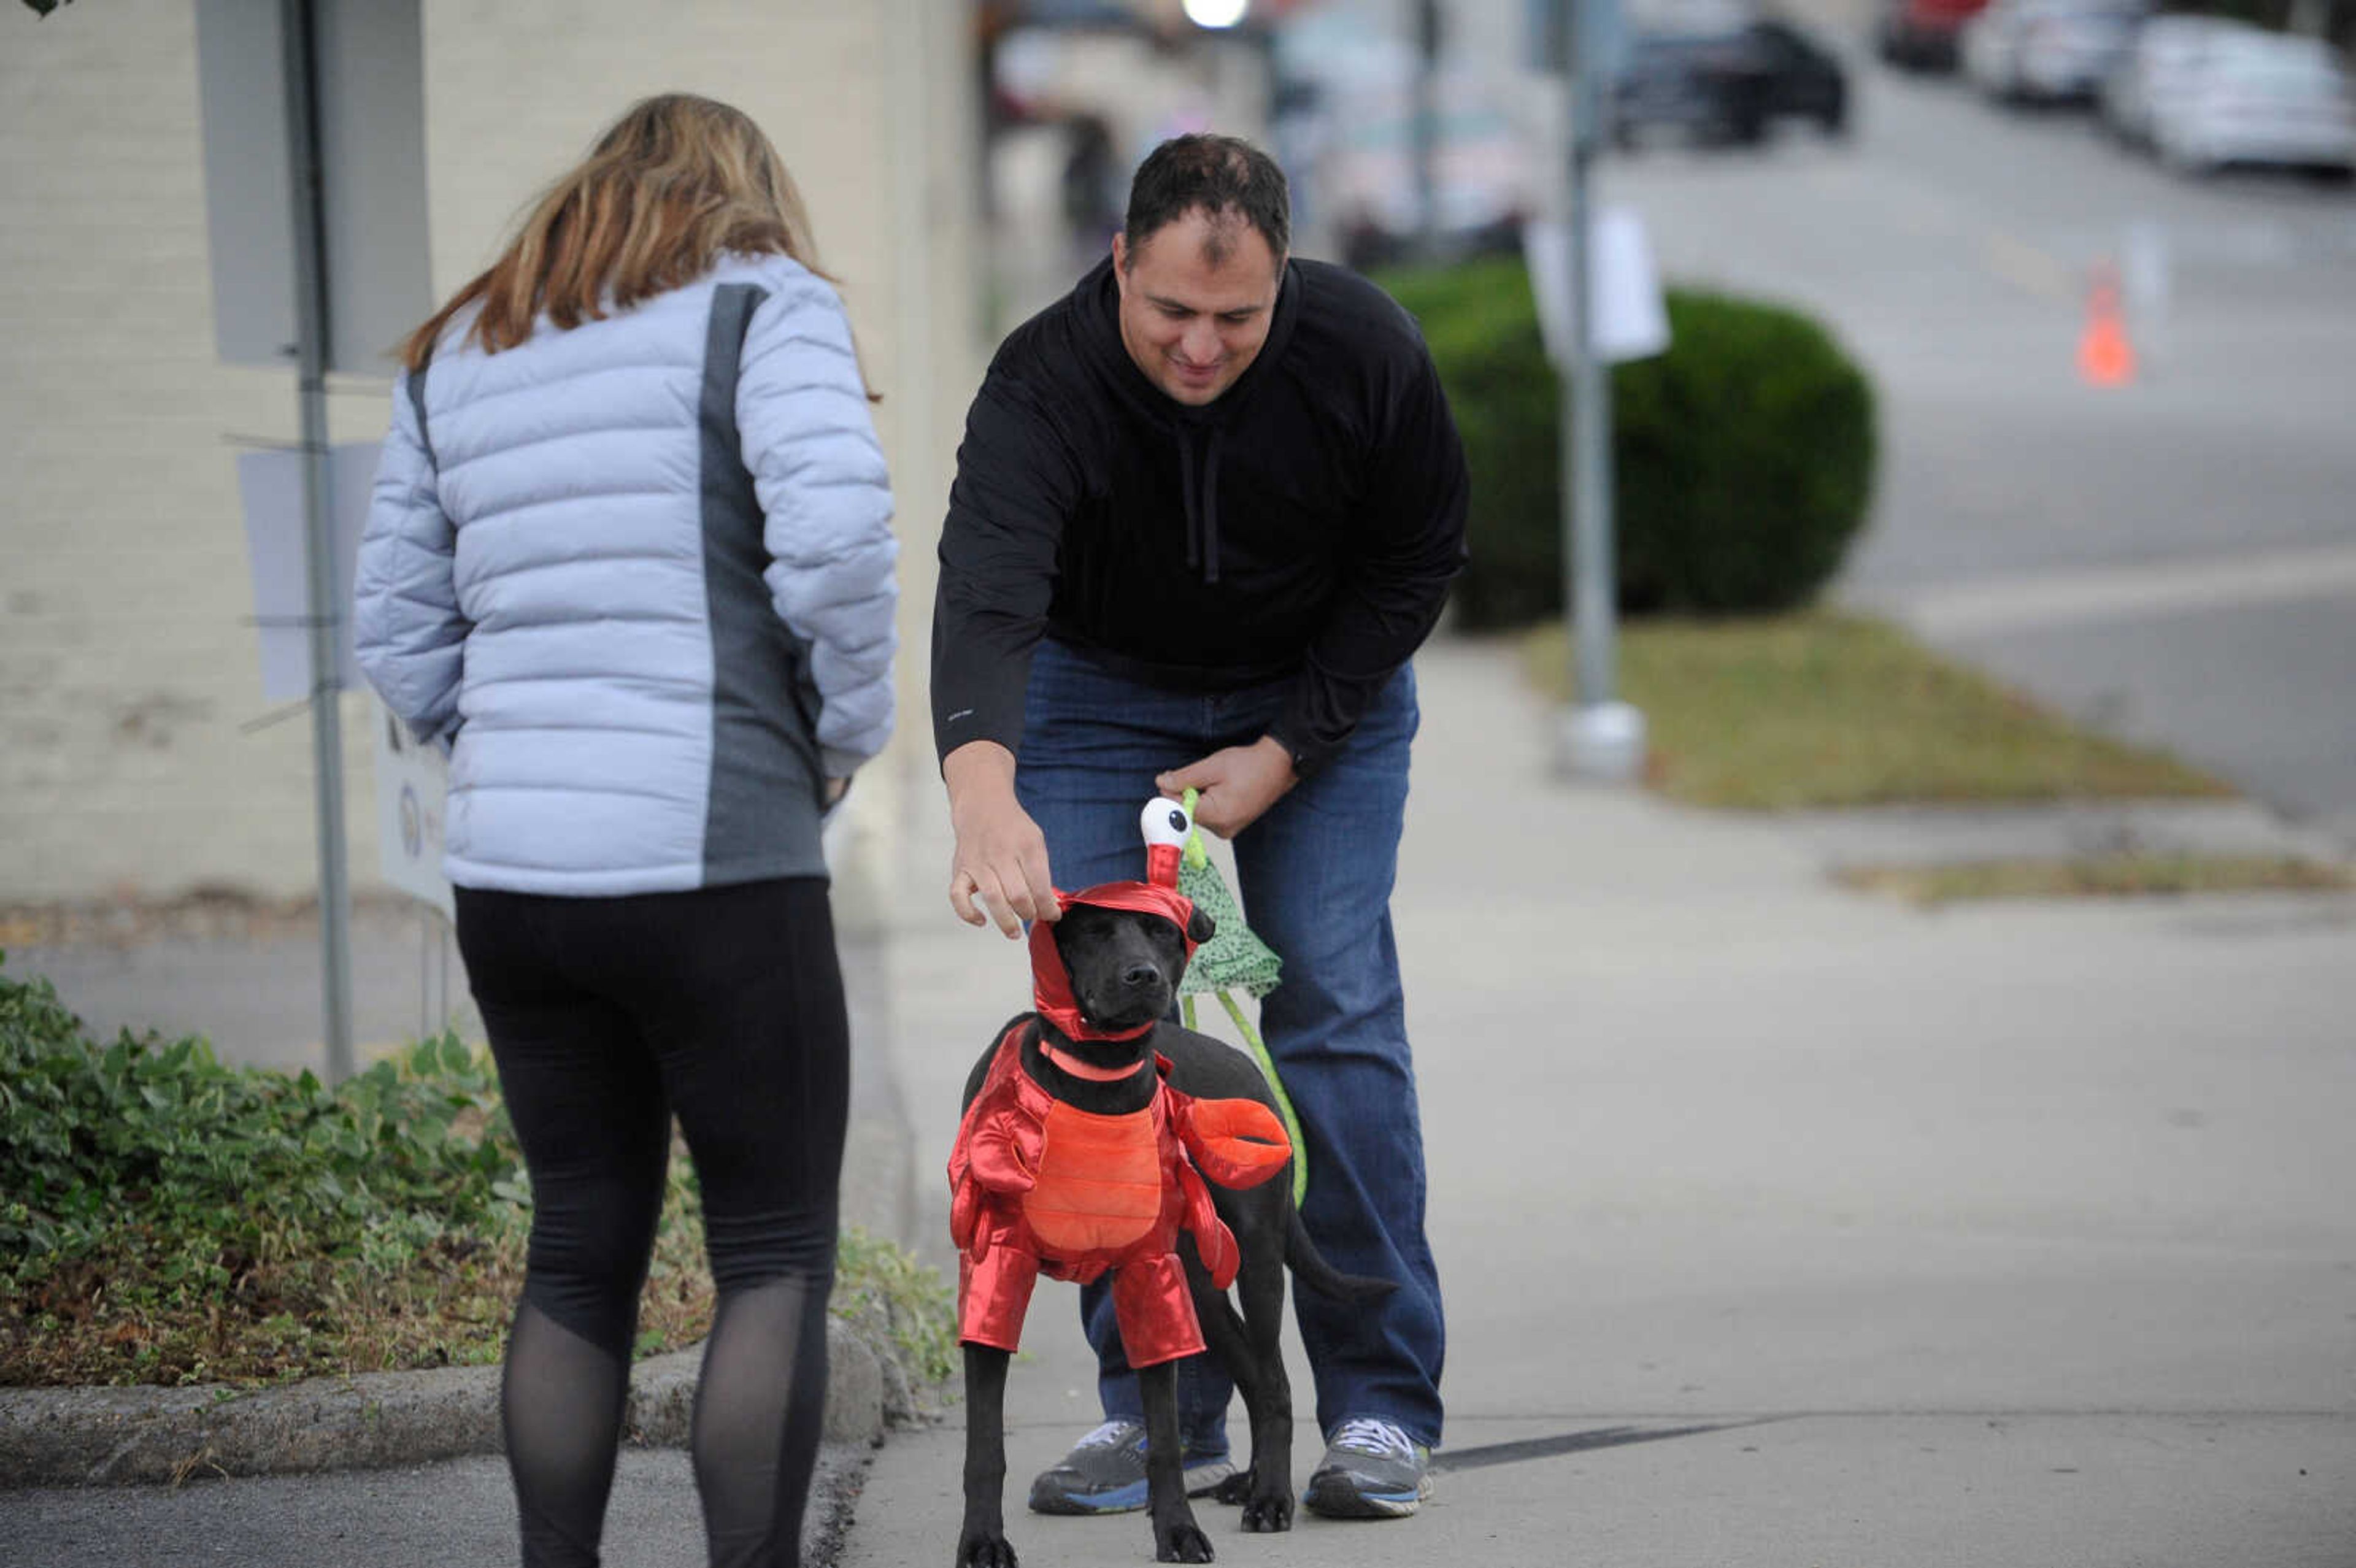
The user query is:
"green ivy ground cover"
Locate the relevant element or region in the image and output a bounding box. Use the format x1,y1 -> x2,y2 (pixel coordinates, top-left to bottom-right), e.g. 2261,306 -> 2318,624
0,956 -> 949,1389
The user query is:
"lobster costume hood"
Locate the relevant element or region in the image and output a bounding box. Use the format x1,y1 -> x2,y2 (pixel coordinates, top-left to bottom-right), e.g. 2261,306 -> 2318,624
949,851 -> 1291,1366
1025,878 -> 1201,1042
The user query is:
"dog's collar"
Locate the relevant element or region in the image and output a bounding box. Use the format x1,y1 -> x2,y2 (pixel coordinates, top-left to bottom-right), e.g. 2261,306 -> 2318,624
1038,1040 -> 1151,1083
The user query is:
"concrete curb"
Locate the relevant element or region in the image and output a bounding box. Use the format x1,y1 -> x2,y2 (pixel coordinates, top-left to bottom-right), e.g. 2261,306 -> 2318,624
1774,797 -> 2356,870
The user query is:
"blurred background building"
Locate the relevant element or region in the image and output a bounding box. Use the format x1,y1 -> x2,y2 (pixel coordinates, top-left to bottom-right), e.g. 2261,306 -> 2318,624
1,0 -> 982,915
7,0 -> 2355,923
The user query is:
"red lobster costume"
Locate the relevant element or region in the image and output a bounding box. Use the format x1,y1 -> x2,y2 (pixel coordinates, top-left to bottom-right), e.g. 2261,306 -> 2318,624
948,874 -> 1292,1367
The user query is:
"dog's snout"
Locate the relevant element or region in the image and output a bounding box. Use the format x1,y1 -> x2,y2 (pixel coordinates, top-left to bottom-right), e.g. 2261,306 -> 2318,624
1053,902 -> 1187,1032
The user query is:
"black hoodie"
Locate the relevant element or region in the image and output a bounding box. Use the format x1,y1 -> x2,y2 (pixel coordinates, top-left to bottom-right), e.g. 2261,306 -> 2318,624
931,254 -> 1469,778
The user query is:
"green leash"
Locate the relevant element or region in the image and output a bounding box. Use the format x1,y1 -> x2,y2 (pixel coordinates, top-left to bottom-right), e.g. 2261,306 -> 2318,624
1175,788 -> 1307,1206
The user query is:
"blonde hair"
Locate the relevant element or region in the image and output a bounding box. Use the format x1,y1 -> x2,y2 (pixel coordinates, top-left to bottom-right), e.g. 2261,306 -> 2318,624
401,93 -> 844,374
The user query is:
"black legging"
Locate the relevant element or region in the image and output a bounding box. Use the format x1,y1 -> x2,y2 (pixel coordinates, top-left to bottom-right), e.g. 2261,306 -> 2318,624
455,876 -> 849,1568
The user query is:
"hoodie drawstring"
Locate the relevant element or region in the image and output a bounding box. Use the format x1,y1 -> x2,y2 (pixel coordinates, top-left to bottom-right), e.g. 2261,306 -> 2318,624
1174,425 -> 1224,586
1199,429 -> 1222,586
1177,426 -> 1201,576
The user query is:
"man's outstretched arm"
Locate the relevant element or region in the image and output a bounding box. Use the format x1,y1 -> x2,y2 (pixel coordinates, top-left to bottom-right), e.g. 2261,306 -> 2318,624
945,740 -> 1060,937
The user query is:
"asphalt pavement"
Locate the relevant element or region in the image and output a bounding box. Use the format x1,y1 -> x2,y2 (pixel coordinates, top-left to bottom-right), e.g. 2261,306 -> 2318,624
6,635 -> 2354,1565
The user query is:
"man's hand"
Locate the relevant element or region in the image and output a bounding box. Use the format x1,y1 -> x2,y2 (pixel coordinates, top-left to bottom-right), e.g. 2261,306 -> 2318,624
944,741 -> 1058,939
1157,736 -> 1297,839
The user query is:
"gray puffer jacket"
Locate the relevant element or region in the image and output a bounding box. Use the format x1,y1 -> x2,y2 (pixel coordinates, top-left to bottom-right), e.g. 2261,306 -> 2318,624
353,253 -> 898,896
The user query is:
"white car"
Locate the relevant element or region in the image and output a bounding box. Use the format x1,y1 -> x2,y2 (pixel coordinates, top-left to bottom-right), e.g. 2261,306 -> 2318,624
2149,33 -> 2356,177
1963,0 -> 2149,104
2098,13 -> 2265,146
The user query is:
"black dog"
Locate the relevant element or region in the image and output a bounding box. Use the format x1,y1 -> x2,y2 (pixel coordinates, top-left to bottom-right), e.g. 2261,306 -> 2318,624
955,899 -> 1390,1567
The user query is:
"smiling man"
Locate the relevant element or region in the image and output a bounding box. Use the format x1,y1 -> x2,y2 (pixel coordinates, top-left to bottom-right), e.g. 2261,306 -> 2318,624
931,132 -> 1468,1524
1112,202 -> 1279,404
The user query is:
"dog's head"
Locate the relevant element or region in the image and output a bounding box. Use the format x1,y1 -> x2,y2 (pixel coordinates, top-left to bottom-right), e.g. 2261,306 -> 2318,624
1039,888 -> 1216,1040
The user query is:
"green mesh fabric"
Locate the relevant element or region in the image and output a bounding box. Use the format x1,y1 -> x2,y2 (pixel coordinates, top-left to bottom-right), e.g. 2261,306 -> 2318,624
1177,853 -> 1283,998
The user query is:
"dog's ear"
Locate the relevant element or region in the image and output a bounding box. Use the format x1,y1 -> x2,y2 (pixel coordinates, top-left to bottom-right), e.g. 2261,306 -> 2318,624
1187,907 -> 1216,945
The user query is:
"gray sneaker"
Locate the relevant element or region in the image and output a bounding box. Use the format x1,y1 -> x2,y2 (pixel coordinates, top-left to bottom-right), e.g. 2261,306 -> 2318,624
1303,1416 -> 1433,1519
1025,1418 -> 1236,1515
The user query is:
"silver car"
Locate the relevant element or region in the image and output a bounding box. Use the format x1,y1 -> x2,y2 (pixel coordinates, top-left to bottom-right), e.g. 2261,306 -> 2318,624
2098,13 -> 2266,147
1963,0 -> 2149,104
2149,33 -> 2356,177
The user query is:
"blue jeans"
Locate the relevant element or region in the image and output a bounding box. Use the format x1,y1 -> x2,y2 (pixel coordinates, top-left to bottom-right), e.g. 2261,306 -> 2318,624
1015,639 -> 1446,1451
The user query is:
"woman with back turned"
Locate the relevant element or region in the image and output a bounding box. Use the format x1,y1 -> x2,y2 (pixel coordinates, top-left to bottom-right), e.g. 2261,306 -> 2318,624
353,93 -> 898,1568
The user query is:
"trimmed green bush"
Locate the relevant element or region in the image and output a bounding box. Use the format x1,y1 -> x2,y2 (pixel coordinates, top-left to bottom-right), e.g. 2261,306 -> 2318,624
1379,256 -> 1877,628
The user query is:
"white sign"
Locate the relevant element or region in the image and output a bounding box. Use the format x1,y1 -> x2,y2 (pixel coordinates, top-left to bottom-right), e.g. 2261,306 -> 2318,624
1522,206 -> 1672,369
194,0 -> 431,376
237,441 -> 379,700
372,698 -> 453,919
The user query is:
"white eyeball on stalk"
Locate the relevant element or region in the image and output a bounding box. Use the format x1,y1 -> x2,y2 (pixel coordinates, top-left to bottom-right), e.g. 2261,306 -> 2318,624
1141,796 -> 1191,887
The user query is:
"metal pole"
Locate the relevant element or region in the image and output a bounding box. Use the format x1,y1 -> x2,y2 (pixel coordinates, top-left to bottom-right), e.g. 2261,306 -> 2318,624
1563,3 -> 1604,705
418,907 -> 431,1042
1411,0 -> 1441,261
1557,0 -> 1644,782
281,0 -> 356,1081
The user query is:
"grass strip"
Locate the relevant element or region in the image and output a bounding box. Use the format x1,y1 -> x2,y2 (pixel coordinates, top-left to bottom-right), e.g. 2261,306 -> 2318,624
1522,612 -> 2233,810
1836,855 -> 2356,907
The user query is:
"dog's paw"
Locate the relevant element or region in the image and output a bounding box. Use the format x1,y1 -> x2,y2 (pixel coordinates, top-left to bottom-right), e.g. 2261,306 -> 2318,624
1241,1489 -> 1295,1534
1153,1521 -> 1215,1563
1210,1472 -> 1253,1507
955,1526 -> 1018,1568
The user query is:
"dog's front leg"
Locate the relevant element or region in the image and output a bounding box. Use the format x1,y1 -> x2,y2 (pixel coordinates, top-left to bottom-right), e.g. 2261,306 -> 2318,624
1193,1270 -> 1294,1532
1230,1249 -> 1295,1532
1139,1358 -> 1214,1562
958,1343 -> 1018,1568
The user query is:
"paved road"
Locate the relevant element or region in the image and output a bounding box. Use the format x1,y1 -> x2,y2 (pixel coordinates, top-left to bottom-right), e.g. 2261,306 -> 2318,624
1601,34 -> 2356,839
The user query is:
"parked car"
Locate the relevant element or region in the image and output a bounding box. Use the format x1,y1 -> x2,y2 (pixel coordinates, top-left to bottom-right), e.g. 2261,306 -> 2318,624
1963,0 -> 2149,104
2099,13 -> 2266,145
1613,16 -> 1850,148
1874,0 -> 1993,72
2147,32 -> 2356,178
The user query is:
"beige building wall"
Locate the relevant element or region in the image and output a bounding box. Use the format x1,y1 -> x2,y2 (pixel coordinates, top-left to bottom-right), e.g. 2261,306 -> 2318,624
0,0 -> 980,910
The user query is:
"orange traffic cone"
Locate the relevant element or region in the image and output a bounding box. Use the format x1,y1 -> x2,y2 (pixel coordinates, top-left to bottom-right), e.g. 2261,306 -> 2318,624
2077,265 -> 2136,389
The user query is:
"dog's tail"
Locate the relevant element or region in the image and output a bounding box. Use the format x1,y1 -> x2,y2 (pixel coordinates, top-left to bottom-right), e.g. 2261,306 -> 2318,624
1283,1210 -> 1396,1303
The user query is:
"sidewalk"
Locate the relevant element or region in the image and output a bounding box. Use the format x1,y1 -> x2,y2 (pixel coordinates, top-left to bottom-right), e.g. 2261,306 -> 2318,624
4,633 -> 2351,1565
840,634 -> 2356,1568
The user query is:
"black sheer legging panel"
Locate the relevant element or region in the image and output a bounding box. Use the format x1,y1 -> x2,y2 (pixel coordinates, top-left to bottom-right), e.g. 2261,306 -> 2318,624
456,877 -> 849,1568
